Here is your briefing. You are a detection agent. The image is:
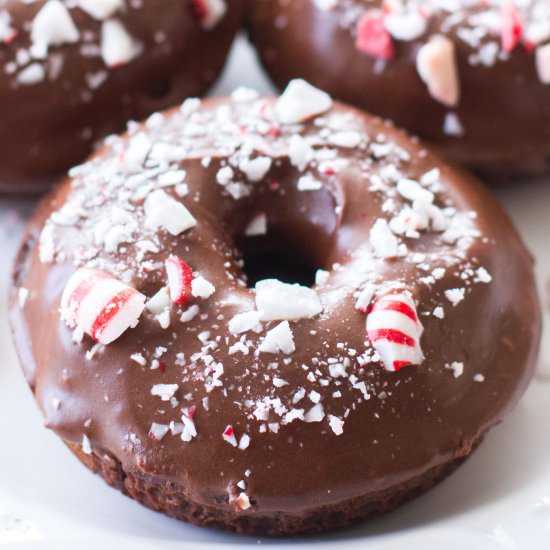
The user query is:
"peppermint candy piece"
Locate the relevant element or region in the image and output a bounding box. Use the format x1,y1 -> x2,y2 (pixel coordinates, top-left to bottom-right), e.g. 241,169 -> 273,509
222,424 -> 238,447
192,0 -> 227,30
366,292 -> 424,372
255,279 -> 322,321
165,255 -> 193,305
535,44 -> 550,84
384,12 -> 428,42
355,11 -> 394,60
0,11 -> 16,44
416,35 -> 460,107
78,0 -> 124,20
276,79 -> 333,124
144,190 -> 197,236
31,0 -> 80,57
101,19 -> 141,68
61,269 -> 146,345
501,2 -> 523,53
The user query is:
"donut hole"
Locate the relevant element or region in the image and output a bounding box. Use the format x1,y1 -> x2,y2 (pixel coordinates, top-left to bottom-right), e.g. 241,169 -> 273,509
232,175 -> 340,288
240,239 -> 319,288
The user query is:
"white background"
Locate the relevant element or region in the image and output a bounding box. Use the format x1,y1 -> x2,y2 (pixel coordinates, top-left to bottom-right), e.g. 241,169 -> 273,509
1,36 -> 549,549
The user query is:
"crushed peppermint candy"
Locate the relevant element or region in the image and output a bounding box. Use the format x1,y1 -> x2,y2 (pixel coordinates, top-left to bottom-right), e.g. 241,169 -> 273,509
259,321 -> 296,354
275,79 -> 332,124
255,279 -> 323,321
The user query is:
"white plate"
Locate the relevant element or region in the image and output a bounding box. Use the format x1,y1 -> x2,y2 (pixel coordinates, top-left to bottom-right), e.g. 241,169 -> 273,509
1,36 -> 549,550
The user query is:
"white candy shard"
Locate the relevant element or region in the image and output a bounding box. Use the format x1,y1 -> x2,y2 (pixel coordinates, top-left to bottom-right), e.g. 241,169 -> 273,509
144,190 -> 197,236
297,174 -> 323,191
0,11 -> 16,43
304,403 -> 325,423
245,212 -> 267,236
289,134 -> 314,170
101,19 -> 141,68
240,156 -> 272,182
145,287 -> 170,315
385,12 -> 427,41
149,423 -> 169,441
229,311 -> 262,335
258,321 -> 295,354
416,35 -> 460,107
255,279 -> 322,321
61,268 -> 146,345
275,79 -> 333,124
17,63 -> 45,85
151,384 -> 179,401
234,492 -> 251,510
328,415 -> 344,436
194,0 -> 227,30
370,219 -> 399,259
78,0 -> 124,20
536,44 -> 550,84
191,276 -> 216,299
445,287 -> 465,306
180,411 -> 198,442
31,1 -> 80,57
397,178 -> 434,204
366,291 -> 424,372
82,434 -> 93,454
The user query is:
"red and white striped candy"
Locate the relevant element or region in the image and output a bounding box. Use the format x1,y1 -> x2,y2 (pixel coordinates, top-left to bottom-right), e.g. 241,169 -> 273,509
501,2 -> 523,53
61,268 -> 146,345
366,292 -> 424,372
192,0 -> 227,30
355,11 -> 394,60
165,255 -> 193,305
416,35 -> 459,107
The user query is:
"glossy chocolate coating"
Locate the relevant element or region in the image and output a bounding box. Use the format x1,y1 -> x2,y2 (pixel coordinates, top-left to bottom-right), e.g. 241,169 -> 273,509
247,0 -> 550,179
9,93 -> 541,533
0,0 -> 243,194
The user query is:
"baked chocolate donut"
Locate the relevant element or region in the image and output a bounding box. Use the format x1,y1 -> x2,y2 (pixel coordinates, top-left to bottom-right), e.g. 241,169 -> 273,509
10,80 -> 541,535
0,0 -> 243,194
248,0 -> 550,179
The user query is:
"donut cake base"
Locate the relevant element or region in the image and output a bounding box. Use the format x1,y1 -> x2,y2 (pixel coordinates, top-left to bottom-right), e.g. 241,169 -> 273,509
66,440 -> 473,536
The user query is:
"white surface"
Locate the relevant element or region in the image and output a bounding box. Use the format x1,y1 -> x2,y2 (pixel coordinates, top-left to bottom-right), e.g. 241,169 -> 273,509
1,36 -> 550,549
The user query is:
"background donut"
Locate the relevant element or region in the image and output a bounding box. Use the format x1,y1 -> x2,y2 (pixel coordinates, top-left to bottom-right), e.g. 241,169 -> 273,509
9,82 -> 541,535
247,0 -> 550,179
0,0 -> 243,194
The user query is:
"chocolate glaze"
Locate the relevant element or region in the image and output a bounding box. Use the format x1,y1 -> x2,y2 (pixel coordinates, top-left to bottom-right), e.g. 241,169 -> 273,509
9,90 -> 541,532
247,0 -> 550,179
0,0 -> 243,194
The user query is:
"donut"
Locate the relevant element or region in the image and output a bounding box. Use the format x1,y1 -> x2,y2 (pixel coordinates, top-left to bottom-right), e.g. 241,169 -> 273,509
10,80 -> 541,535
247,0 -> 550,179
0,0 -> 243,194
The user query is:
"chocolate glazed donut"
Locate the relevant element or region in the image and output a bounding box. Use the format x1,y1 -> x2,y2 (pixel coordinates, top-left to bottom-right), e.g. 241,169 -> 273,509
247,0 -> 550,179
0,0 -> 243,194
10,82 -> 541,535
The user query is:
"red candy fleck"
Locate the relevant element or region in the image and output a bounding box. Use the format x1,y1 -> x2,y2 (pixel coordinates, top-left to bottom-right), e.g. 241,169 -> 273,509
367,328 -> 416,348
191,0 -> 207,22
165,255 -> 194,305
501,3 -> 523,53
355,11 -> 394,61
91,288 -> 136,342
223,425 -> 234,437
393,360 -> 413,371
